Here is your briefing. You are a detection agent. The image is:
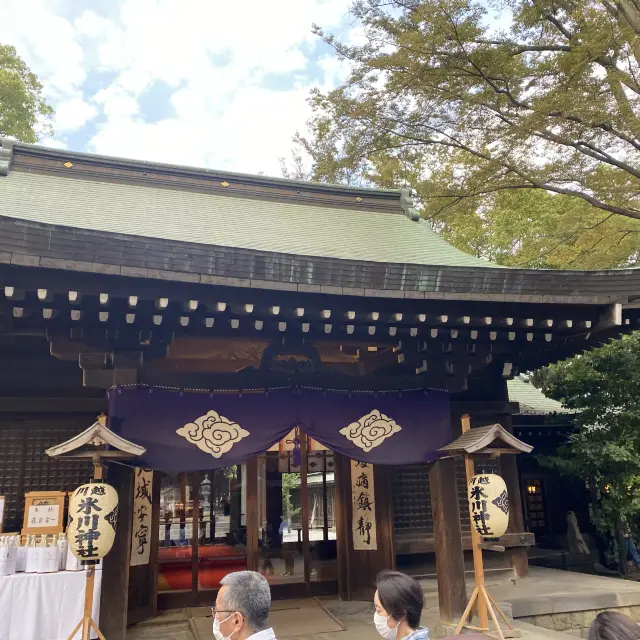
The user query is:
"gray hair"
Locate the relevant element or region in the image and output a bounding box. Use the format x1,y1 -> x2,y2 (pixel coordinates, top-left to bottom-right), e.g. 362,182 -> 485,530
220,571 -> 271,632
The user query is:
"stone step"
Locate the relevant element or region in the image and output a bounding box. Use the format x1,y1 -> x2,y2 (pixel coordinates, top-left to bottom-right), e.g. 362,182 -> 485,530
515,620 -> 580,640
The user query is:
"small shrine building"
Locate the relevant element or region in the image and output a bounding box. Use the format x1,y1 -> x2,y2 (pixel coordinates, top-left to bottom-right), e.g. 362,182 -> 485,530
0,138 -> 638,638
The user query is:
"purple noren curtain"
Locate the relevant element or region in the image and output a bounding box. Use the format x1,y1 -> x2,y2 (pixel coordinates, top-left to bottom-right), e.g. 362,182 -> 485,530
107,386 -> 451,471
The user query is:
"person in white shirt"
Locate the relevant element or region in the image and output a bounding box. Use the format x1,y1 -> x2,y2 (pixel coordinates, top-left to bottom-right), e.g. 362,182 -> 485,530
212,571 -> 277,640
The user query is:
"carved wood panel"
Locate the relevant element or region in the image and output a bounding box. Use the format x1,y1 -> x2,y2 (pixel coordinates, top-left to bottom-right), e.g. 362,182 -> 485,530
392,463 -> 433,534
392,458 -> 502,536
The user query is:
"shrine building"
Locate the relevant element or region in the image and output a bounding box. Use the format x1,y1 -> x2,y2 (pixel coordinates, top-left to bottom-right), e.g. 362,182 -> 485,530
1,137 -> 638,639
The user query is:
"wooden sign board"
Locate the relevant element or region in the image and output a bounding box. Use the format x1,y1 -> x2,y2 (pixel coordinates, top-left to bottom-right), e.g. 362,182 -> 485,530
350,460 -> 377,551
0,496 -> 5,533
130,468 -> 153,567
22,491 -> 67,536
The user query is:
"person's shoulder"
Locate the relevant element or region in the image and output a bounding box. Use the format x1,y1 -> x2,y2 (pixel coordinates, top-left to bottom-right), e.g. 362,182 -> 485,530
249,628 -> 277,640
407,628 -> 429,640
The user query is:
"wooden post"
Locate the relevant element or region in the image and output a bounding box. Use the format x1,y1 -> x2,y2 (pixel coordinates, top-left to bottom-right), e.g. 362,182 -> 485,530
454,414 -> 520,640
82,567 -> 96,638
126,470 -> 160,626
461,414 -> 489,631
300,430 -> 311,588
333,452 -> 351,601
429,457 -> 467,623
322,455 -> 329,542
500,410 -> 529,578
246,458 -> 259,572
67,459 -> 107,640
191,473 -> 200,600
100,464 -> 133,639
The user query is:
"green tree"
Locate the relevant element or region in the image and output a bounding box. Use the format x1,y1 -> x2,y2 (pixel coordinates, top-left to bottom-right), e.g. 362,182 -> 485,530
436,188 -> 640,268
0,44 -> 53,143
540,333 -> 640,570
281,473 -> 301,525
292,0 -> 640,267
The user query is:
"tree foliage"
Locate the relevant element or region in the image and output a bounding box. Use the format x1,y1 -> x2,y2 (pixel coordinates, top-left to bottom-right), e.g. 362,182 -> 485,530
0,44 -> 53,143
281,473 -> 301,524
292,0 -> 640,267
436,188 -> 640,268
540,333 -> 640,541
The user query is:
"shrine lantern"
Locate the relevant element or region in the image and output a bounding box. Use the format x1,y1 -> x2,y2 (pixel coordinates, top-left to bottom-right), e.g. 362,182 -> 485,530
67,482 -> 119,561
467,473 -> 509,538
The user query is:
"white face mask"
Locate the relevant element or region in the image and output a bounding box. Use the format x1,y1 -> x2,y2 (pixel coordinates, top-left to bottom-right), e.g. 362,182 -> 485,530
374,612 -> 400,640
213,613 -> 236,640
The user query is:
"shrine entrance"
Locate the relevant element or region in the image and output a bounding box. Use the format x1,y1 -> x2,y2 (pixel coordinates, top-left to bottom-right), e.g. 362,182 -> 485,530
154,430 -> 338,610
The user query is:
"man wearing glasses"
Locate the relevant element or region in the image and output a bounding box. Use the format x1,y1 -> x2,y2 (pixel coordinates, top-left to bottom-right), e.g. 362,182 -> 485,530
212,571 -> 277,640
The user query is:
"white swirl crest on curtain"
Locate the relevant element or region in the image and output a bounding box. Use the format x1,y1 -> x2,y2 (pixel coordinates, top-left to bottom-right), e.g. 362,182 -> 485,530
339,410 -> 402,452
176,410 -> 250,458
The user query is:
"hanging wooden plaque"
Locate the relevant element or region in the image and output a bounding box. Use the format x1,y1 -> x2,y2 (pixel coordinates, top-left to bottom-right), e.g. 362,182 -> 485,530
130,468 -> 153,567
350,460 -> 377,551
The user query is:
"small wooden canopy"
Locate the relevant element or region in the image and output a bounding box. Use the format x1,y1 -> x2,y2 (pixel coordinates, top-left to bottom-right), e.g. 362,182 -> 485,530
437,423 -> 533,457
45,413 -> 146,459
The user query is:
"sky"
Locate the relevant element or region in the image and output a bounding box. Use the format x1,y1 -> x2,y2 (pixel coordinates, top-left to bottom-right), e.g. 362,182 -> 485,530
0,0 -> 357,176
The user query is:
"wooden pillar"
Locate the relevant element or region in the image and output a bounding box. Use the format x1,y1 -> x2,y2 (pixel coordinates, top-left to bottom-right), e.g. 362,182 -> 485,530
191,474 -> 200,600
333,453 -> 395,601
334,452 -> 351,601
300,431 -> 311,587
127,470 -> 161,625
246,457 -> 259,571
100,463 -> 133,640
322,455 -> 329,542
500,410 -> 529,578
429,458 -> 467,623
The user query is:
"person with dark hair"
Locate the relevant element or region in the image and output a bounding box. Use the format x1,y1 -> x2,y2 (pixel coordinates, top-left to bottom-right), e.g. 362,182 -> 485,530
374,570 -> 429,640
589,611 -> 640,640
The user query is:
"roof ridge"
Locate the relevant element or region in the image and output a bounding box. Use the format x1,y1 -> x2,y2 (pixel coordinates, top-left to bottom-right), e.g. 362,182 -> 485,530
2,136 -> 404,198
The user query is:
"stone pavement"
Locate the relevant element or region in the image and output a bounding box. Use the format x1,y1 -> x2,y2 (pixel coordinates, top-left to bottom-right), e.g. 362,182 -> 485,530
127,568 -> 640,640
126,594 -> 571,640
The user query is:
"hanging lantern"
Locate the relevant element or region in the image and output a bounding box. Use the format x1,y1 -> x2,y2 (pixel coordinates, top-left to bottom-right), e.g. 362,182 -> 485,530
468,473 -> 509,538
67,482 -> 119,561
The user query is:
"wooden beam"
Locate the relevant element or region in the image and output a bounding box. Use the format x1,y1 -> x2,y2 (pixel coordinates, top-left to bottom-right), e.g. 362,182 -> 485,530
136,369 -> 463,393
83,369 -> 138,388
450,401 -> 519,415
394,531 -> 536,555
0,397 -> 107,413
429,458 -> 467,623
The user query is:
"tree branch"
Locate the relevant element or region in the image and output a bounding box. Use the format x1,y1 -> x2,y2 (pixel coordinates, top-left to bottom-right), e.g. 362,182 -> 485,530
471,39 -> 572,53
377,117 -> 640,220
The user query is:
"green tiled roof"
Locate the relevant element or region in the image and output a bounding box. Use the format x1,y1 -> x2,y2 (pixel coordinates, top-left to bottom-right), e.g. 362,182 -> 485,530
0,168 -> 500,269
507,377 -> 573,415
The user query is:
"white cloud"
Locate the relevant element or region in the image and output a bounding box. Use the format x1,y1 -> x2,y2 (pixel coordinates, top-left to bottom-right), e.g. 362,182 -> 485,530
1,0 -> 357,174
38,137 -> 68,150
0,1 -> 86,97
54,96 -> 98,133
93,86 -> 140,120
318,55 -> 351,87
74,9 -> 113,40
